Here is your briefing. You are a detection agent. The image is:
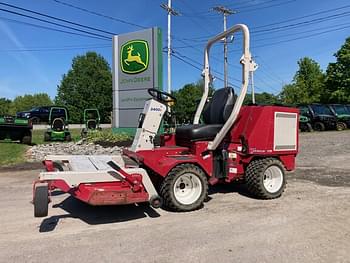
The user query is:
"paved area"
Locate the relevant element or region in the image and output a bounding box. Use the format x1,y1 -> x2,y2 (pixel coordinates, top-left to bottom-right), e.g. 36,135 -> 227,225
0,131 -> 349,263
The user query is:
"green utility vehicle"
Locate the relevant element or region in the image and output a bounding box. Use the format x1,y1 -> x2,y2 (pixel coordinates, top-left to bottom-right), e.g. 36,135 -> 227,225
44,107 -> 71,142
81,108 -> 101,137
327,104 -> 350,130
0,115 -> 32,144
299,115 -> 313,132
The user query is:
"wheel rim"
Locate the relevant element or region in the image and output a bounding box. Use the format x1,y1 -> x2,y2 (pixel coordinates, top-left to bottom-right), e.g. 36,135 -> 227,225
263,166 -> 283,193
173,173 -> 202,205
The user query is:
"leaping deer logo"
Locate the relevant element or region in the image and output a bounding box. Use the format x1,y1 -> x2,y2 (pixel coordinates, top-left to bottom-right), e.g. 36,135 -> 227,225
124,45 -> 146,67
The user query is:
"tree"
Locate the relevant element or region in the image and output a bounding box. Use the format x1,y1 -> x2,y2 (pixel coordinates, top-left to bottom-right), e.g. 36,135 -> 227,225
0,98 -> 11,115
325,37 -> 350,103
280,57 -> 325,104
172,80 -> 214,124
244,92 -> 281,105
9,93 -> 52,115
55,52 -> 112,123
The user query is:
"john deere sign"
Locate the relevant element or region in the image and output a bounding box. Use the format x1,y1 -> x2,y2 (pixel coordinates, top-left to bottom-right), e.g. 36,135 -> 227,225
112,28 -> 162,130
120,40 -> 149,74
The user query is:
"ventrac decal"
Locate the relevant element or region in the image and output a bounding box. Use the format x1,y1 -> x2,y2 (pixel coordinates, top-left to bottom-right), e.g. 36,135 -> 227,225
150,107 -> 162,111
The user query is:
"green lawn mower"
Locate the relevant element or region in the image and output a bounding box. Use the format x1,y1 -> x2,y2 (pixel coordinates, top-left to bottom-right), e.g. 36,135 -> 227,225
44,107 -> 71,142
81,108 -> 101,137
0,115 -> 32,144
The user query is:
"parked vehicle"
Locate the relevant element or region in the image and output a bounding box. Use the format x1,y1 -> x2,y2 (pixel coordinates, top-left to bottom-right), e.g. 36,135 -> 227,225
0,115 -> 32,144
81,108 -> 101,137
299,115 -> 313,132
16,106 -> 68,124
298,104 -> 337,131
44,107 -> 71,142
327,104 -> 350,130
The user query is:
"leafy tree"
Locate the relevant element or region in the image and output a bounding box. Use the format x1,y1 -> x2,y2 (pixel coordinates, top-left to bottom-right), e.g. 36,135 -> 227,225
0,98 -> 11,115
9,93 -> 52,114
244,92 -> 281,105
172,80 -> 214,124
280,57 -> 325,104
55,52 -> 112,123
324,37 -> 350,103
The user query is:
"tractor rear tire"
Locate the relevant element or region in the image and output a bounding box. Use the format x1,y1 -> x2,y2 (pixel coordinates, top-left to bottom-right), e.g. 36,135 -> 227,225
336,122 -> 347,131
34,183 -> 49,217
313,122 -> 325,131
160,164 -> 208,212
21,135 -> 32,145
245,158 -> 286,199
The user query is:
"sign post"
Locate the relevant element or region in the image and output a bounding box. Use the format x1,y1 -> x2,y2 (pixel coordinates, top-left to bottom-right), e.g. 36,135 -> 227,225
112,27 -> 163,133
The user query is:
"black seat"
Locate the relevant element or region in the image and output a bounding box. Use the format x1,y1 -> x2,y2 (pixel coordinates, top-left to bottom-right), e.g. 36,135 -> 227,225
175,87 -> 236,144
52,118 -> 64,131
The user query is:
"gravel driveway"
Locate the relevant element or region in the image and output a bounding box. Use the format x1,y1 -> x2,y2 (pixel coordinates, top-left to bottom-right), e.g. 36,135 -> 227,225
0,131 -> 349,263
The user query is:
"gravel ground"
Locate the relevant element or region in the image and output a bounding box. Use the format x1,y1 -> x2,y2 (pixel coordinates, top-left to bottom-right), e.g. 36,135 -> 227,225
27,140 -> 122,161
0,131 -> 349,263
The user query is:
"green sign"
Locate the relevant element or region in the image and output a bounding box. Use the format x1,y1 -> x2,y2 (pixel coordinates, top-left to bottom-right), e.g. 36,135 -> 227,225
120,40 -> 149,74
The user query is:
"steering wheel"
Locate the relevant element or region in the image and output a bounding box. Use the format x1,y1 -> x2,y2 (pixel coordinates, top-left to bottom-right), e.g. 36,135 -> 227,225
148,88 -> 176,105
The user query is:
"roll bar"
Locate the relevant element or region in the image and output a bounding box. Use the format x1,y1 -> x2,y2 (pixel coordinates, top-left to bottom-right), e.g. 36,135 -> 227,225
193,24 -> 256,151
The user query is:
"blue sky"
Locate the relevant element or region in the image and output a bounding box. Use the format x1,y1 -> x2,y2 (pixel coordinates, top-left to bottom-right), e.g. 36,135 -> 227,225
0,0 -> 349,99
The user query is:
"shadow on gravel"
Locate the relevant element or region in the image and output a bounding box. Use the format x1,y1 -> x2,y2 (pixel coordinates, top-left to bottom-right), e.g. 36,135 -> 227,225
39,196 -> 160,232
208,181 -> 256,199
0,162 -> 42,172
291,167 -> 350,187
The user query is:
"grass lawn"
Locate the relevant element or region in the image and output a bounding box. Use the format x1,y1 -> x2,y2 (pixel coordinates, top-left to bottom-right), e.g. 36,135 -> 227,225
0,128 -> 83,167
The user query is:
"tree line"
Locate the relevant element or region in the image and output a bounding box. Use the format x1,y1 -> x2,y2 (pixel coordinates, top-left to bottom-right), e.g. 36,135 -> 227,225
0,37 -> 349,123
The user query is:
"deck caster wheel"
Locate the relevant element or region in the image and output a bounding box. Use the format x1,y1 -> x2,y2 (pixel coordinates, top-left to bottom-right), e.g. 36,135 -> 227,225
245,158 -> 286,199
34,183 -> 49,217
149,195 -> 162,209
160,164 -> 208,212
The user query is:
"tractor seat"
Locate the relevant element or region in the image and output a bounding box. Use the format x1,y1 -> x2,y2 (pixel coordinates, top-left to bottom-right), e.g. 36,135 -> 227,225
87,119 -> 97,129
175,87 -> 236,145
52,118 -> 64,131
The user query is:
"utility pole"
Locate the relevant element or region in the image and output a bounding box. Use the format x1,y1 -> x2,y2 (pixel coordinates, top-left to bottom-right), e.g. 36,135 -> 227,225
250,71 -> 255,104
212,6 -> 235,88
161,0 -> 180,94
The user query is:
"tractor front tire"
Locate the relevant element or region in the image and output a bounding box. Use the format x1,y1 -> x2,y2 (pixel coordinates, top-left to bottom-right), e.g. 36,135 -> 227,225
336,122 -> 347,131
160,164 -> 208,212
245,158 -> 286,199
313,122 -> 325,131
34,183 -> 49,217
65,134 -> 72,142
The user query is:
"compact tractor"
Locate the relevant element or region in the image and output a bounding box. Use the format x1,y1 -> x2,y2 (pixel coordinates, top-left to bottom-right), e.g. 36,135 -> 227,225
81,108 -> 102,137
44,107 -> 71,142
33,24 -> 299,217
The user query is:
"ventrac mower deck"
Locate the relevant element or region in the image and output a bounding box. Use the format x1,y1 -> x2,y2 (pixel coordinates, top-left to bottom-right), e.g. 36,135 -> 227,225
33,24 -> 299,217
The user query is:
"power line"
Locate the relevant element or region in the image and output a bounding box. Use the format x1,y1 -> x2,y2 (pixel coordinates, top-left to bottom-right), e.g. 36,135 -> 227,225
0,2 -> 115,36
0,7 -> 111,40
0,16 -> 110,41
52,0 -> 147,29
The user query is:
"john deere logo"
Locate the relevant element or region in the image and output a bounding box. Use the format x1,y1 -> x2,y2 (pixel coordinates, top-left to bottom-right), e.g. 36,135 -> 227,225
120,40 -> 149,74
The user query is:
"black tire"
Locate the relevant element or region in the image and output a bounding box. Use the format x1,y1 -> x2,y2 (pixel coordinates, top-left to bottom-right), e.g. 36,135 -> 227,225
306,123 -> 313,132
21,135 -> 32,145
44,132 -> 51,142
34,183 -> 49,217
313,122 -> 325,131
336,122 -> 347,131
160,164 -> 208,212
245,158 -> 286,199
65,134 -> 72,142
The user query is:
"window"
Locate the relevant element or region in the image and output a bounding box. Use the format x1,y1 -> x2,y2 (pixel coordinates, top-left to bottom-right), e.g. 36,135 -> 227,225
310,105 -> 332,115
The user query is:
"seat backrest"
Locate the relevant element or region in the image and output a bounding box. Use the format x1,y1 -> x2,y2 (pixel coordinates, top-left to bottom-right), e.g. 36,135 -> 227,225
202,87 -> 236,124
52,118 -> 64,131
